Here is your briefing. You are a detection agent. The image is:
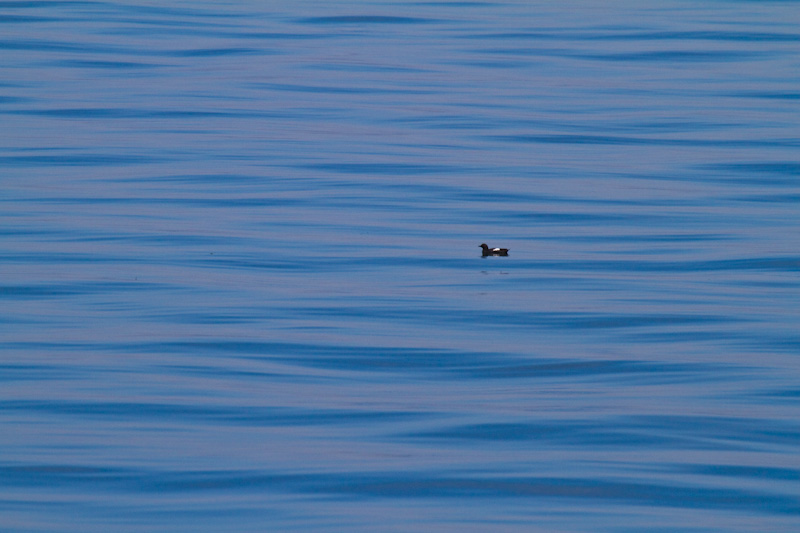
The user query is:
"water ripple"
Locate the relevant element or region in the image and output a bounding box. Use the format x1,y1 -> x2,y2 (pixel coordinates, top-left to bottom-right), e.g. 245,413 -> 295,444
2,0 -> 798,531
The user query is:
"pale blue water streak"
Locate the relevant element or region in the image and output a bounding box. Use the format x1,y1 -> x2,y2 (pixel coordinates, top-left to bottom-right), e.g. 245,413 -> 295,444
1,1 -> 799,531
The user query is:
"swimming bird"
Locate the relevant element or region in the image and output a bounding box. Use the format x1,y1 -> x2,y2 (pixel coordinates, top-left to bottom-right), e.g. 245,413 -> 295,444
480,243 -> 509,256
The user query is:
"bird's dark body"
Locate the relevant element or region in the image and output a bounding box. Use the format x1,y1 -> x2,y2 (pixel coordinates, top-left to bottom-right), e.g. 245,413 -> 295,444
480,243 -> 509,256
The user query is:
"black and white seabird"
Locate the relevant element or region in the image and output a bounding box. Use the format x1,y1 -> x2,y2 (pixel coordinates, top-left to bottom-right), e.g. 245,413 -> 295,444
480,243 -> 509,256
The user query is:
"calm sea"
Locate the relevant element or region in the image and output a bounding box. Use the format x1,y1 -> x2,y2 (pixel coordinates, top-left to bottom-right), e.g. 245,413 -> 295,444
1,1 -> 799,531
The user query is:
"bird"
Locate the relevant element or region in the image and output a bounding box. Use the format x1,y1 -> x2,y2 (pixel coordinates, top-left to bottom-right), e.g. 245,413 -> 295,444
480,243 -> 509,256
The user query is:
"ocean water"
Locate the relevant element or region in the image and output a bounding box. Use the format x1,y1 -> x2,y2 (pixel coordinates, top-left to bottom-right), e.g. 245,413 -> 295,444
1,1 -> 799,531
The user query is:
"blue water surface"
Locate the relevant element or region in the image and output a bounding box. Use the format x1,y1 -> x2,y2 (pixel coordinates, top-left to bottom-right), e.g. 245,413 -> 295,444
1,1 -> 799,531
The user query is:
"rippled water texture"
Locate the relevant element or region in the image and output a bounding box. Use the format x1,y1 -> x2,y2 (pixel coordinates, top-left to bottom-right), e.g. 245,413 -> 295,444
1,1 -> 799,531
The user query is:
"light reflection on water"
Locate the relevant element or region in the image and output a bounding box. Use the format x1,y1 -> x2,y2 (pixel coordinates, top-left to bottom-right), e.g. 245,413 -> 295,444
1,1 -> 799,531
